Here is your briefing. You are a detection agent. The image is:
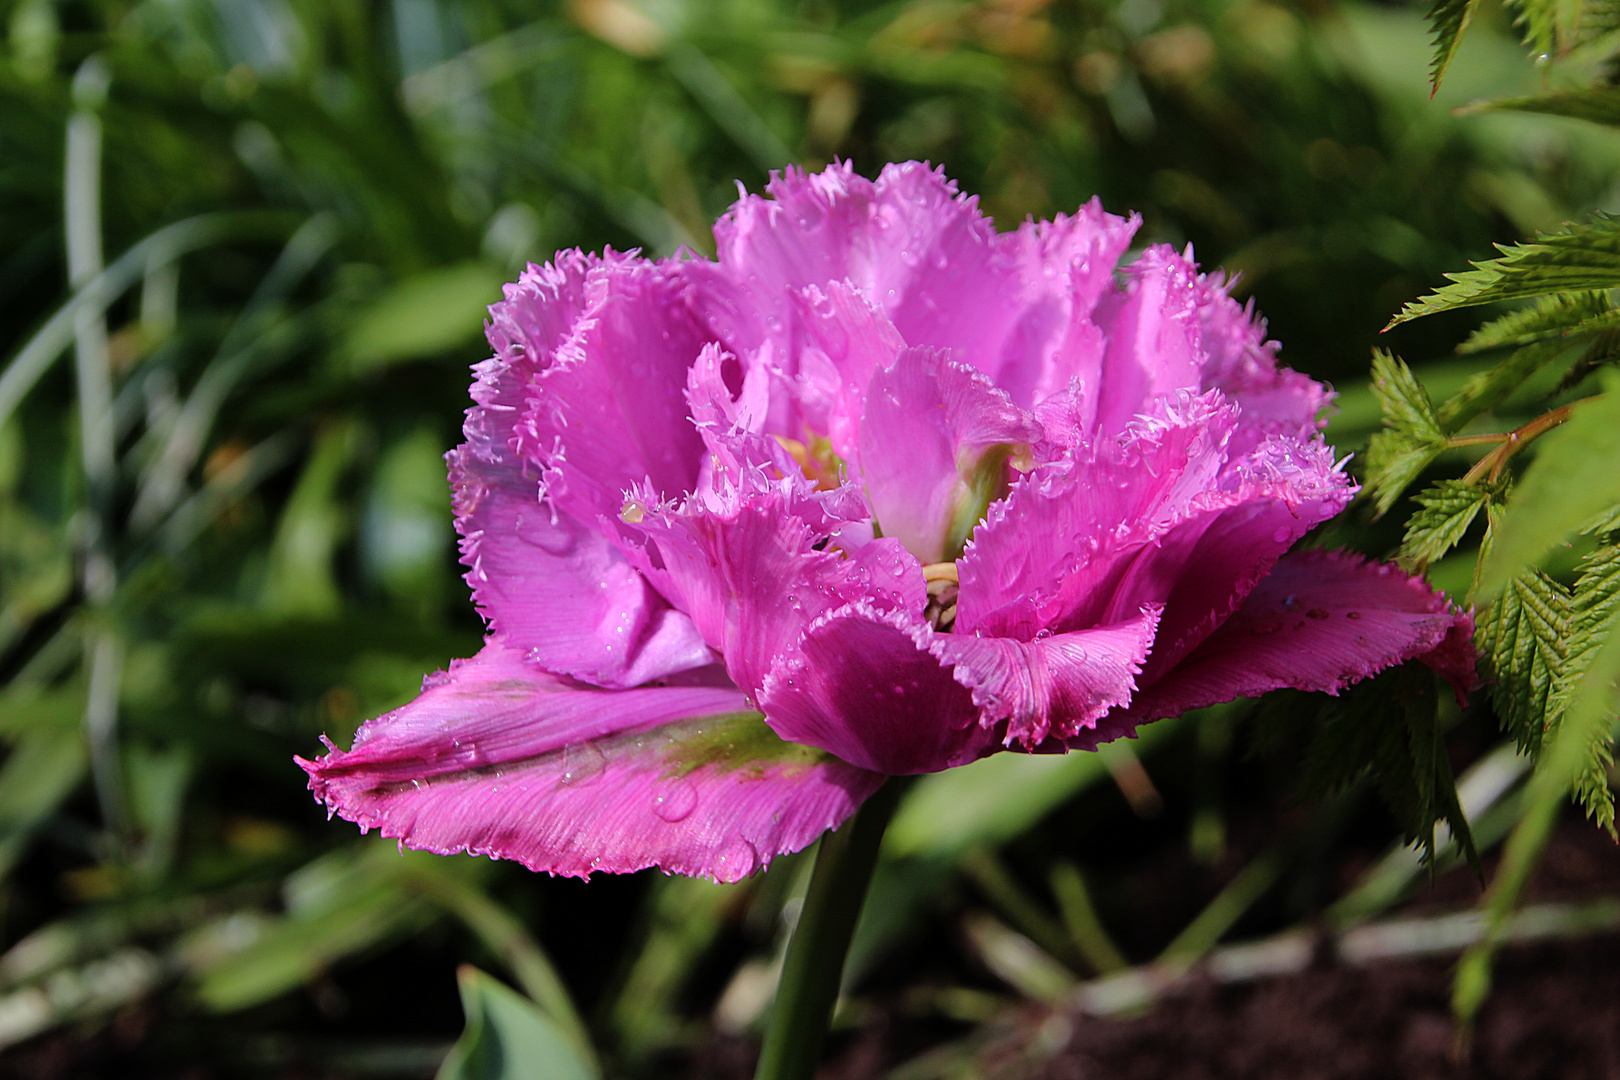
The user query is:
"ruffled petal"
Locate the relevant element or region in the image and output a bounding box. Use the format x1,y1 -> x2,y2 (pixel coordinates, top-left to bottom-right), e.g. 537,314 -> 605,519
299,641 -> 884,882
1191,266 -> 1332,449
759,605 -> 991,774
696,163 -> 1140,409
516,258 -> 710,524
860,347 -> 1042,564
457,252 -> 711,687
931,604 -> 1162,747
1112,549 -> 1478,733
623,440 -> 925,698
1088,245 -> 1205,436
957,393 -> 1354,661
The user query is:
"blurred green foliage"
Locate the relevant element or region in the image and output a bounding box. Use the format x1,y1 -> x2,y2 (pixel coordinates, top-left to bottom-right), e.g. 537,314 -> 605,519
1,0 -> 1616,1074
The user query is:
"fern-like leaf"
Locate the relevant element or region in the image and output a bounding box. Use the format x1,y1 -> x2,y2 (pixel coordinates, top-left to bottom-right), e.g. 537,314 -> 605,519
1549,542 -> 1620,833
1365,350 -> 1449,514
1478,569 -> 1573,757
1386,215 -> 1620,328
1428,0 -> 1486,93
1476,86 -> 1620,126
1298,667 -> 1477,868
1457,291 -> 1614,353
1402,479 -> 1492,569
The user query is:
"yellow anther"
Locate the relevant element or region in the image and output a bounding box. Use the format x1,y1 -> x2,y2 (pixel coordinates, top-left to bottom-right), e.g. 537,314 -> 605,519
921,562 -> 959,586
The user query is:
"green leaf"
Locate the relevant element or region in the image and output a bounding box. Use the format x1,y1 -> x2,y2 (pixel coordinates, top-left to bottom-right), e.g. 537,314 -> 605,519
1476,86 -> 1620,126
342,261 -> 506,374
1296,667 -> 1475,867
883,714 -> 1186,860
1456,292 -> 1614,354
1479,376 -> 1620,595
1364,350 -> 1449,514
1548,542 -> 1620,832
0,722 -> 89,877
437,966 -> 599,1080
1438,337 -> 1581,431
1386,215 -> 1620,328
1426,0 -> 1485,94
1478,569 -> 1572,756
1401,479 -> 1491,568
1455,598 -> 1620,1027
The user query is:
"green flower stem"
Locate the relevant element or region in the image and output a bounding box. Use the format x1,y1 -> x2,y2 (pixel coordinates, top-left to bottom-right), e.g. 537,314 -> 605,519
753,777 -> 907,1080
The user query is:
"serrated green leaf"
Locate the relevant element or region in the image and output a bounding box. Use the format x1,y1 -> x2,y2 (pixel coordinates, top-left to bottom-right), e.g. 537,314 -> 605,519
1548,543 -> 1620,832
1438,338 -> 1581,431
1457,292 -> 1614,353
1402,479 -> 1490,568
1479,375 -> 1620,595
1297,667 -> 1475,868
1509,0 -> 1563,56
1478,570 -> 1573,756
1476,86 -> 1620,126
1427,0 -> 1485,93
1387,215 -> 1620,328
1364,351 -> 1449,514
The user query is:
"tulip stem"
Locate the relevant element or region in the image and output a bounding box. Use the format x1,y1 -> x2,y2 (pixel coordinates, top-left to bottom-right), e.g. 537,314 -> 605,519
753,777 -> 907,1080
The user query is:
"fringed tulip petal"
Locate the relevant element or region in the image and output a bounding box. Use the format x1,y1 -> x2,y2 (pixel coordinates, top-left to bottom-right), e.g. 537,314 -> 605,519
759,605 -> 991,775
1108,549 -> 1476,740
299,641 -> 884,882
860,347 -> 1042,564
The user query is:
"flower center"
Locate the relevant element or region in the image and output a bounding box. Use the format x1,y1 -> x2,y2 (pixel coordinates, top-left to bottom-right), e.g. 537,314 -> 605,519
922,561 -> 959,632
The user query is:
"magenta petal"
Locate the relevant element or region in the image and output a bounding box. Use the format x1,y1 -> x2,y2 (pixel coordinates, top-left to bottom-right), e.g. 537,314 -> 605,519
452,454 -> 713,686
1192,267 -> 1331,447
933,605 -> 1161,747
299,641 -> 884,882
760,605 -> 991,775
457,253 -> 711,687
1116,549 -> 1478,730
1089,245 -> 1206,435
516,259 -> 709,524
860,347 -> 1042,564
625,459 -> 924,698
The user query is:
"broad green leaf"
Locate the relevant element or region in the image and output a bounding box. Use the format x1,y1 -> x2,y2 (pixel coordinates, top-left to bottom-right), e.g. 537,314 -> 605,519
342,261 -> 505,374
1364,351 -> 1449,514
1476,86 -> 1620,126
1401,479 -> 1491,568
437,966 -> 599,1080
1387,215 -> 1620,327
1479,377 -> 1620,595
188,845 -> 434,1011
1478,570 -> 1572,756
1426,0 -> 1484,94
883,713 -> 1184,860
0,723 -> 89,877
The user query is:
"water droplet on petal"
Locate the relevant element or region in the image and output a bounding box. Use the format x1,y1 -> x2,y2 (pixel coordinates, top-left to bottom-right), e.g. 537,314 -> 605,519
1034,628 -> 1054,641
1272,527 -> 1293,544
652,775 -> 699,822
714,838 -> 760,882
558,742 -> 607,787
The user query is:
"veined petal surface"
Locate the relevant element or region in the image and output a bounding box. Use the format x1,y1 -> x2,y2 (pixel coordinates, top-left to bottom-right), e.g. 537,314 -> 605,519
300,641 -> 883,881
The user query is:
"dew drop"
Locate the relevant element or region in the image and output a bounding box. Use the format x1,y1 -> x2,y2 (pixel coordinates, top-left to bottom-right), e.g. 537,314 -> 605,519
1346,611 -> 1362,620
1034,628 -> 1054,641
1272,527 -> 1293,544
714,838 -> 760,882
558,742 -> 607,787
652,776 -> 699,822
